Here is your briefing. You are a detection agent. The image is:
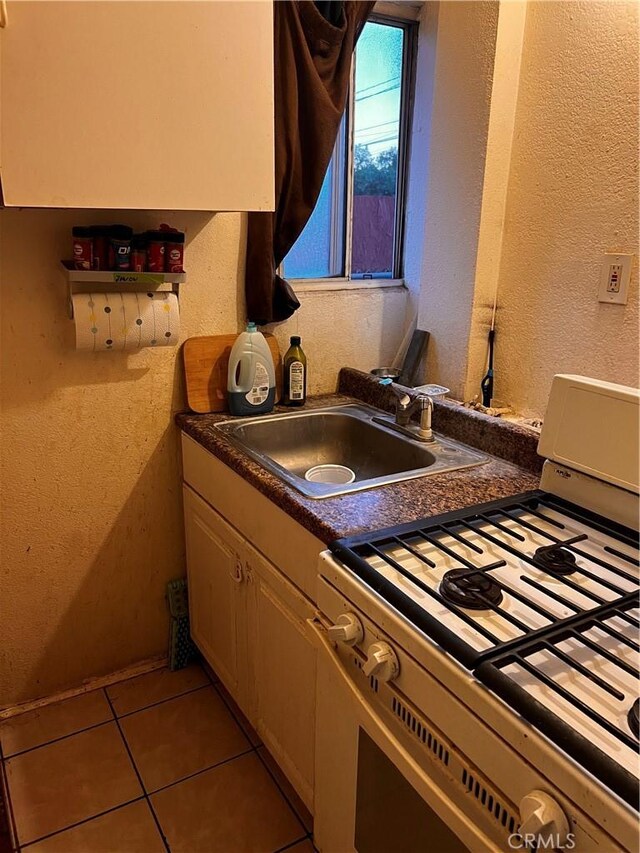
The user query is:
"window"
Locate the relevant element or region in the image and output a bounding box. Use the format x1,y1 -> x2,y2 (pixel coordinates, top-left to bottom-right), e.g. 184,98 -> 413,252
283,15 -> 416,283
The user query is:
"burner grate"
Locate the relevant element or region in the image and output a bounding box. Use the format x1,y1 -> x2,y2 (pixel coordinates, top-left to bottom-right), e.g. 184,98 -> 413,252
330,490 -> 640,807
332,491 -> 639,667
476,597 -> 639,808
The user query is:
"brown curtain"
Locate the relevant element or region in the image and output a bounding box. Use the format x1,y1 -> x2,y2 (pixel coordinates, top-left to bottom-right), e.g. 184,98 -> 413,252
245,0 -> 375,325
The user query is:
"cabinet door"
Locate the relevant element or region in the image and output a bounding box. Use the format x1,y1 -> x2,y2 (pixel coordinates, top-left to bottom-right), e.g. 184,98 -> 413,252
183,486 -> 246,696
0,1 -> 274,209
247,549 -> 316,811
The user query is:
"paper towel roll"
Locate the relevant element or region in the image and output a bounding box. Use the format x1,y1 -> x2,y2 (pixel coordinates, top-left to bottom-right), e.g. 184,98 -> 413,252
72,292 -> 180,352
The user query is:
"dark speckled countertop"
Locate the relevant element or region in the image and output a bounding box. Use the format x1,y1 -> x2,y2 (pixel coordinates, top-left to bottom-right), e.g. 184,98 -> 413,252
176,368 -> 542,545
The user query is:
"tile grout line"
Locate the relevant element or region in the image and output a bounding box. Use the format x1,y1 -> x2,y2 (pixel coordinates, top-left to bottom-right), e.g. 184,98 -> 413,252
200,664 -> 264,749
147,746 -> 256,797
1,719 -> 113,762
0,679 -> 211,762
145,744 -> 311,853
19,745 -> 285,851
114,682 -> 211,721
197,659 -> 219,689
200,661 -> 261,748
0,691 -> 126,852
0,742 -> 21,853
102,688 -> 171,853
202,665 -> 312,840
114,660 -> 310,847
210,683 -> 261,748
272,833 -> 311,853
5,669 -> 255,850
19,796 -> 147,850
4,663 -> 314,852
194,670 -> 259,764
253,748 -> 311,840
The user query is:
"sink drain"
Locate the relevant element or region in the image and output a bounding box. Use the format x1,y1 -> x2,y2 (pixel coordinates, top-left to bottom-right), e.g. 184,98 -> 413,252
304,464 -> 356,485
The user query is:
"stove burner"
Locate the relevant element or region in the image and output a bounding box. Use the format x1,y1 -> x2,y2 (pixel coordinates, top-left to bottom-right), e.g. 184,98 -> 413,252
439,568 -> 503,611
532,544 -> 578,576
628,699 -> 639,739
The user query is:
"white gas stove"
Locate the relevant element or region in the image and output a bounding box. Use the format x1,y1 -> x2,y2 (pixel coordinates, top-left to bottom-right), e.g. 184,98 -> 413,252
312,375 -> 639,852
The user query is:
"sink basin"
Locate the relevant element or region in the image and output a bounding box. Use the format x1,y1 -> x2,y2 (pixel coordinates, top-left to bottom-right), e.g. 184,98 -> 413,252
215,403 -> 488,499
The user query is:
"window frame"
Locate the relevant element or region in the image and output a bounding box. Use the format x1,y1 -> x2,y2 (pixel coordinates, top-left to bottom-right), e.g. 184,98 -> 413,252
285,12 -> 418,289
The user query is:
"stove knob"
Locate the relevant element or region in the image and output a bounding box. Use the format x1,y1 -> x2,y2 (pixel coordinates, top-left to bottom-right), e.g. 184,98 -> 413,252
327,613 -> 364,646
363,642 -> 400,682
518,790 -> 570,848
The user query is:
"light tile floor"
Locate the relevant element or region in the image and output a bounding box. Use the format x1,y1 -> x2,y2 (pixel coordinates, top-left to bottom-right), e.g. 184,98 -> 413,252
0,664 -> 314,852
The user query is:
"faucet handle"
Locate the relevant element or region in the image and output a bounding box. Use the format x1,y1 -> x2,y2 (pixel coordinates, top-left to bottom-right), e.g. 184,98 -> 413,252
379,377 -> 412,408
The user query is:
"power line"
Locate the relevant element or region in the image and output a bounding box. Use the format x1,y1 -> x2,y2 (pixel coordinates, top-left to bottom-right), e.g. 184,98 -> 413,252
356,128 -> 398,142
358,134 -> 398,148
355,82 -> 400,103
355,119 -> 398,135
356,127 -> 400,143
355,75 -> 399,97
356,132 -> 398,144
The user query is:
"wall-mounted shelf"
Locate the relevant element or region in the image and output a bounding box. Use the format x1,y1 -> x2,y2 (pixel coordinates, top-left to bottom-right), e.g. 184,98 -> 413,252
61,261 -> 186,319
61,260 -> 186,285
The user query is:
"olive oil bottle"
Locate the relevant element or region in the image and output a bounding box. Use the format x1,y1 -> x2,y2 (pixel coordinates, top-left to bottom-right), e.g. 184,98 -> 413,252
283,336 -> 307,406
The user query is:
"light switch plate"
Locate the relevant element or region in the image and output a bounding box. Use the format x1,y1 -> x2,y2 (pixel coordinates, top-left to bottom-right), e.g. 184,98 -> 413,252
599,253 -> 633,304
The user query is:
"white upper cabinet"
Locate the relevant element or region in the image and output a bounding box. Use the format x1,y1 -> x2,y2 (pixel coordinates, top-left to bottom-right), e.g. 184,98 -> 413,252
0,1 -> 274,210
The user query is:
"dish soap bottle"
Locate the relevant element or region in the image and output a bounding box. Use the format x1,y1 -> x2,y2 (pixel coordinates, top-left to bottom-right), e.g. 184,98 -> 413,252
283,336 -> 307,406
227,323 -> 276,416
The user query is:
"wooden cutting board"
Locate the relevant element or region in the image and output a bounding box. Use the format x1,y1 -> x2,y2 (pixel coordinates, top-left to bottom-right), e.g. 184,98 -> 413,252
183,333 -> 282,413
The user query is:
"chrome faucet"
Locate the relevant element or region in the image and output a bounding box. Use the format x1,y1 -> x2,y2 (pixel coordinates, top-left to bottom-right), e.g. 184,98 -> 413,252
374,379 -> 435,442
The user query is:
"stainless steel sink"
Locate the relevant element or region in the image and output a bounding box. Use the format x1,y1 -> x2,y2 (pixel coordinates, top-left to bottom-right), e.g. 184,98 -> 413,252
215,403 -> 488,499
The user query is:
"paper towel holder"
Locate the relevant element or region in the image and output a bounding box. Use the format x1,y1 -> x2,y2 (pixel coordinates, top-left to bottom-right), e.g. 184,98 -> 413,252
61,261 -> 186,319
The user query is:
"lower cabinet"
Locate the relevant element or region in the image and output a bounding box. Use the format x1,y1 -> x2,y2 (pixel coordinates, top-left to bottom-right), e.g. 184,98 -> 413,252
183,485 -> 316,810
246,548 -> 316,809
183,485 -> 248,705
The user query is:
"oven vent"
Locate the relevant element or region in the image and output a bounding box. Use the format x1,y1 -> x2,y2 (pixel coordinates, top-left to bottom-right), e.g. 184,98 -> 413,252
391,697 -> 450,767
461,768 -> 517,833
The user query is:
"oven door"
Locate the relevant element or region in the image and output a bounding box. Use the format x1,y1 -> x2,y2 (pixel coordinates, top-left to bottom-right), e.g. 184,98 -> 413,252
309,618 -> 498,853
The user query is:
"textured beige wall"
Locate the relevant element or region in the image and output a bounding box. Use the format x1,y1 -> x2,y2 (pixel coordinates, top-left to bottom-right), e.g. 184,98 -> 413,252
268,285 -> 406,394
404,0 -> 439,320
0,210 -> 406,706
494,1 -> 639,417
416,1 -> 500,399
464,0 -> 527,402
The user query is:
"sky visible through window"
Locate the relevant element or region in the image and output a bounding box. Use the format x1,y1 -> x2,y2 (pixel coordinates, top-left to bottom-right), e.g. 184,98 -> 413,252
354,23 -> 402,157
285,20 -> 404,279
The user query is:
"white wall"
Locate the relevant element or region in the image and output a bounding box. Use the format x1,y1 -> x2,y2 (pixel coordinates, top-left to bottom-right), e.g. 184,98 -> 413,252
494,1 -> 639,417
409,1 -> 638,414
464,0 -> 527,402
0,209 -> 406,706
413,0 -> 639,413
269,285 -> 406,392
412,0 -> 501,399
403,0 -> 439,321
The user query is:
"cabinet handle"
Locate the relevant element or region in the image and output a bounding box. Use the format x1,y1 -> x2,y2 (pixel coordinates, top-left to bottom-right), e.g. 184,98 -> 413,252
0,1 -> 8,28
233,559 -> 244,584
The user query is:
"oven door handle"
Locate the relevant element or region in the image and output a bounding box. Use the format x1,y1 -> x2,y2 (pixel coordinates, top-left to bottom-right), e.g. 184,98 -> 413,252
308,618 -> 494,851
